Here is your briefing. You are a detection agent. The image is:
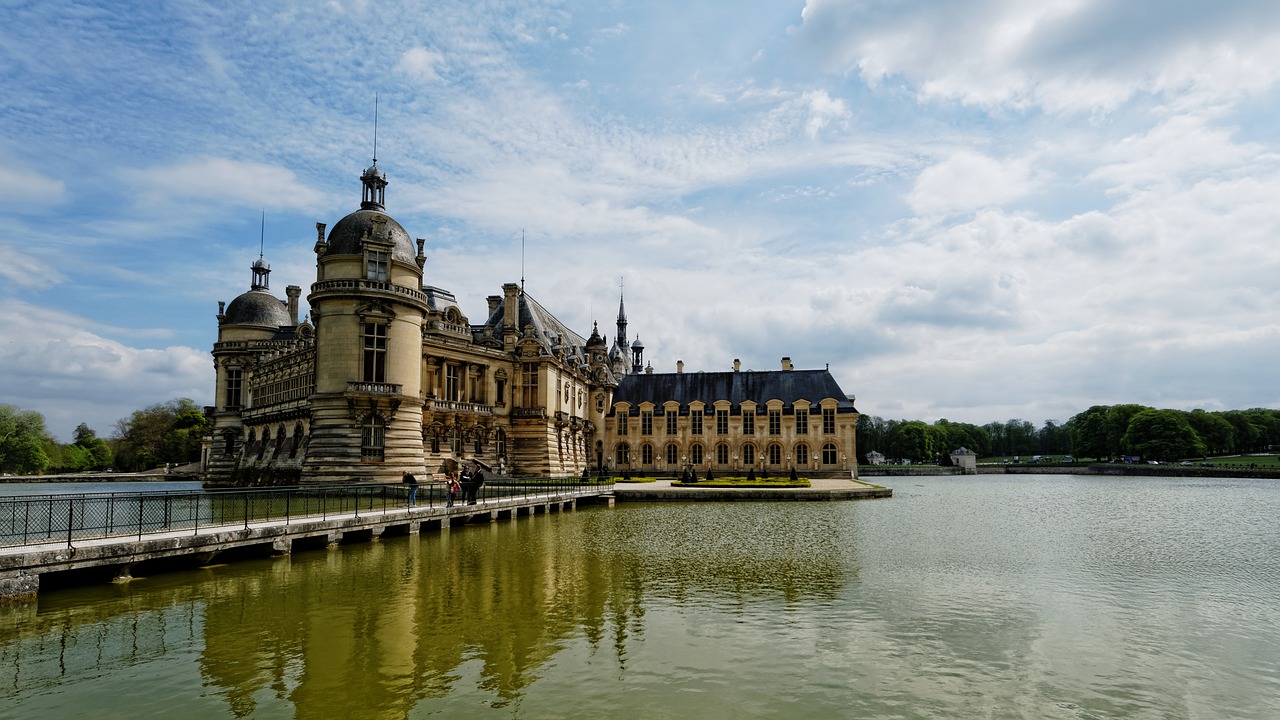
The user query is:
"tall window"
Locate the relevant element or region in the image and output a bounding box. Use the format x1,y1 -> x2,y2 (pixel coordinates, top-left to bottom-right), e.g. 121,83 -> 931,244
716,409 -> 729,435
615,444 -> 630,465
521,362 -> 539,407
641,410 -> 653,435
768,443 -> 782,465
823,408 -> 836,434
716,443 -> 729,465
445,364 -> 459,401
225,369 -> 242,409
691,443 -> 703,465
691,410 -> 703,435
642,443 -> 654,465
796,409 -> 809,435
822,442 -> 838,465
666,412 -> 678,435
617,414 -> 628,435
742,444 -> 755,465
769,410 -> 781,435
362,323 -> 386,383
366,250 -> 388,282
796,444 -> 809,466
496,429 -> 507,459
666,443 -> 678,465
452,427 -> 463,455
742,411 -> 755,435
361,416 -> 385,461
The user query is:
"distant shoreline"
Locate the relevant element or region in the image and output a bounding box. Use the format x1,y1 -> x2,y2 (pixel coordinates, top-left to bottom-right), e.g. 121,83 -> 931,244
860,464 -> 1280,479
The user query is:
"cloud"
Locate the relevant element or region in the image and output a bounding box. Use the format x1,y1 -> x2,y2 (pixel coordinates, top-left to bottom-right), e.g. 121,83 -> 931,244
396,46 -> 446,83
122,157 -> 328,213
0,158 -> 66,207
0,243 -> 66,291
909,150 -> 1033,215
0,299 -> 210,441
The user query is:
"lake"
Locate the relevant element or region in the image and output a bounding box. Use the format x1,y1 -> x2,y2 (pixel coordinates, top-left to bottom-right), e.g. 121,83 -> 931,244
1,475 -> 1277,719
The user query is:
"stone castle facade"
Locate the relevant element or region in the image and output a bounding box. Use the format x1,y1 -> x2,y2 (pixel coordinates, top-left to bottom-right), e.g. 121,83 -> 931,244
201,158 -> 859,485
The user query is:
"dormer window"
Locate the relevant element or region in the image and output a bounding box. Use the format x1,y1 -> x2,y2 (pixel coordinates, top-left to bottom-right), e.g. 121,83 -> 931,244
366,250 -> 389,282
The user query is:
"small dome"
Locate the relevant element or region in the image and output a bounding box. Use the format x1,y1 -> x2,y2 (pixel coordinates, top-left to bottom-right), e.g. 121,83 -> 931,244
325,208 -> 417,265
224,289 -> 291,327
252,257 -> 268,270
631,337 -> 645,350
362,161 -> 386,182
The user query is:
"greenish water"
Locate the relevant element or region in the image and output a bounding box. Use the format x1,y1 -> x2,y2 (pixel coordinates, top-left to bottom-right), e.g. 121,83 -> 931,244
1,475 -> 1278,719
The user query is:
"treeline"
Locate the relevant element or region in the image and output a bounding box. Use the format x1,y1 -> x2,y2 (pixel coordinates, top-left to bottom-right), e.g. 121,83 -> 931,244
0,399 -> 208,476
856,405 -> 1280,464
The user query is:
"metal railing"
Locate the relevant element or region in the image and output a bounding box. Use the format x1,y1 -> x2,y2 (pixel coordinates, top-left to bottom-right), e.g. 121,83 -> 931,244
0,477 -> 613,550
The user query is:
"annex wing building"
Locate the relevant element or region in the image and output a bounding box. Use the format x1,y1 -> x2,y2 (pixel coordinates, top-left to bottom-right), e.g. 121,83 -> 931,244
201,158 -> 859,486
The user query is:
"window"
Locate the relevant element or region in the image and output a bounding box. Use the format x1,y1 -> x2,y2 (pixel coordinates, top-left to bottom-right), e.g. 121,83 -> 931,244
716,409 -> 728,435
496,378 -> 507,405
224,431 -> 236,454
641,410 -> 653,435
362,323 -> 387,383
666,443 -> 678,466
768,443 -> 782,465
616,444 -> 630,465
691,443 -> 704,465
366,250 -> 388,282
742,411 -> 755,435
445,364 -> 459,401
823,408 -> 836,434
716,443 -> 729,465
742,444 -> 755,465
795,409 -> 808,435
521,362 -> 539,407
691,410 -> 703,435
769,410 -> 781,435
822,442 -> 838,465
496,429 -> 507,459
617,414 -> 628,435
666,412 -> 678,435
642,443 -> 654,465
361,416 -> 385,461
796,444 -> 809,466
225,369 -> 242,409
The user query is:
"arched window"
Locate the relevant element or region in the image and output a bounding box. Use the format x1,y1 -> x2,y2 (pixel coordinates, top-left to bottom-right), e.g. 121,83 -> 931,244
615,443 -> 630,466
224,431 -> 236,455
641,443 -> 654,465
691,443 -> 704,465
822,442 -> 838,465
716,443 -> 729,465
768,443 -> 782,465
795,444 -> 809,467
272,425 -> 287,459
289,422 -> 304,458
666,443 -> 679,466
742,444 -> 755,466
362,416 -> 386,461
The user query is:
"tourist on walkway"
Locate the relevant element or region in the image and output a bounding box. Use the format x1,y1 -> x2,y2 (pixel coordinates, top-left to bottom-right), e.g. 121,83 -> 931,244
470,463 -> 485,504
460,465 -> 475,505
403,471 -> 418,506
446,472 -> 460,507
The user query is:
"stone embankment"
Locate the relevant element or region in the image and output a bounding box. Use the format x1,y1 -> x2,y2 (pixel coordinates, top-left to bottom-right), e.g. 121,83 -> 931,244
612,477 -> 890,501
862,464 -> 1280,479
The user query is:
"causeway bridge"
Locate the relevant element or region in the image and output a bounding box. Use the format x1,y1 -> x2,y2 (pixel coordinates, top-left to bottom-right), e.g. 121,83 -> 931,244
0,479 -> 614,601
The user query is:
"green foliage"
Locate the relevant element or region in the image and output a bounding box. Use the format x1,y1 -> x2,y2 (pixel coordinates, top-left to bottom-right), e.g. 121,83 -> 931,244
0,405 -> 50,474
1123,409 -> 1206,461
112,398 -> 209,472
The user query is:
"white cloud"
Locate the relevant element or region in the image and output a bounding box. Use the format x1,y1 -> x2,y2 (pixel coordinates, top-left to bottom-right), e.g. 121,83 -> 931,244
122,157 -> 329,213
0,243 -> 66,291
396,46 -> 446,83
909,150 -> 1033,215
0,159 -> 66,207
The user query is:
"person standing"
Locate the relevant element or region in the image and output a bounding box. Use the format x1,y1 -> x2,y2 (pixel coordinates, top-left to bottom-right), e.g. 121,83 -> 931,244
470,463 -> 485,504
460,465 -> 475,505
446,472 -> 460,507
403,471 -> 418,506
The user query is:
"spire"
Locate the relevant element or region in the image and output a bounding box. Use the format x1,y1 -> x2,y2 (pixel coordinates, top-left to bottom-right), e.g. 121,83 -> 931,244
615,277 -> 627,351
361,94 -> 387,210
251,212 -> 270,290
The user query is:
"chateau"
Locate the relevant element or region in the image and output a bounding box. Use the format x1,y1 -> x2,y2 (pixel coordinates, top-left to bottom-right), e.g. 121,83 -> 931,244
201,158 -> 859,486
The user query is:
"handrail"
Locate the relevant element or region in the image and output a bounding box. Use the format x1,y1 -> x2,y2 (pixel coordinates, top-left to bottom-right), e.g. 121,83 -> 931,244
0,478 -> 614,549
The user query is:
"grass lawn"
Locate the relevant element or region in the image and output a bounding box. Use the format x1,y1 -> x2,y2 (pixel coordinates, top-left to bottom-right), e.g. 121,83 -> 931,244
671,476 -> 811,488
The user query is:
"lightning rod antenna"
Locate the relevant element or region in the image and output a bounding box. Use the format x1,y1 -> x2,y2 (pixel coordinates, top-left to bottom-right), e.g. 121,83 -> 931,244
520,229 -> 526,295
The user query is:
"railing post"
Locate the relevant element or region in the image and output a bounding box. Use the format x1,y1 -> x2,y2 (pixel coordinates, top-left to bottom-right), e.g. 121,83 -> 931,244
285,492 -> 291,526
137,496 -> 145,541
66,500 -> 74,548
244,494 -> 250,529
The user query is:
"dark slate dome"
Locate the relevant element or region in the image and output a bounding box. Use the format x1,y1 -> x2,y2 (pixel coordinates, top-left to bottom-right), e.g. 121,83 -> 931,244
325,208 -> 417,265
224,289 -> 291,327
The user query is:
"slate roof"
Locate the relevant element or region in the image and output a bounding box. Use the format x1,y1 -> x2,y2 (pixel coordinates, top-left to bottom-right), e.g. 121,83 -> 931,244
611,369 -> 858,414
479,290 -> 588,361
223,289 -> 292,328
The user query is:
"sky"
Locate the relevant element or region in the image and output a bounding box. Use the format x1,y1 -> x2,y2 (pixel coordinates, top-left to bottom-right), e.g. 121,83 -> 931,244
3,0 -> 1280,442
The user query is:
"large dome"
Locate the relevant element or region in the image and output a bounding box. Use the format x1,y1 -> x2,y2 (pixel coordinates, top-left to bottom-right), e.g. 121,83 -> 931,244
224,289 -> 291,328
325,208 -> 417,265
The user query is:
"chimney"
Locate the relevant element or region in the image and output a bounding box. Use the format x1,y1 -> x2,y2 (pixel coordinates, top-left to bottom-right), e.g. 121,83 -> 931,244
502,283 -> 520,333
733,359 -> 741,372
781,357 -> 793,371
487,295 -> 501,318
286,286 -> 301,325
677,360 -> 684,374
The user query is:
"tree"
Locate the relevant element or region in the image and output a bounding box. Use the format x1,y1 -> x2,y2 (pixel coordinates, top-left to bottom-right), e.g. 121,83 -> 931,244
1106,404 -> 1152,458
1186,410 -> 1234,456
1122,409 -> 1206,461
112,398 -> 208,471
0,405 -> 50,474
892,421 -> 933,463
1068,405 -> 1111,460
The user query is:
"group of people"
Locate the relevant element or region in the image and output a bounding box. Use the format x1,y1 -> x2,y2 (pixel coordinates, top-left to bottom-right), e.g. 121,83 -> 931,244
402,462 -> 486,507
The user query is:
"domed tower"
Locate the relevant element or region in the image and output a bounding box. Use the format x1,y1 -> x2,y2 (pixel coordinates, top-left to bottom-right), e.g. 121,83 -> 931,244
208,254 -> 300,480
303,157 -> 429,483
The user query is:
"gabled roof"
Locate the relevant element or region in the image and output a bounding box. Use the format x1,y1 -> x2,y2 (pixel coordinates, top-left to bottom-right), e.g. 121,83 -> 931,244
479,290 -> 587,360
611,369 -> 857,412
